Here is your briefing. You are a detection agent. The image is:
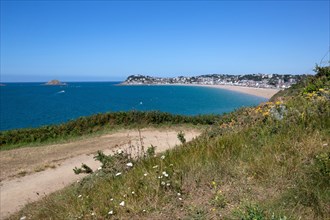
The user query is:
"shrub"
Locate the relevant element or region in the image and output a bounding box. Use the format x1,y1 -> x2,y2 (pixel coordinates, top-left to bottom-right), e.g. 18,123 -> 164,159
146,145 -> 156,157
73,164 -> 93,174
177,131 -> 186,144
0,111 -> 222,148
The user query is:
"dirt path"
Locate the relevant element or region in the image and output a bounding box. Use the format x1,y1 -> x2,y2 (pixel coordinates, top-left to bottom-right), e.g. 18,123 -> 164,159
0,128 -> 201,219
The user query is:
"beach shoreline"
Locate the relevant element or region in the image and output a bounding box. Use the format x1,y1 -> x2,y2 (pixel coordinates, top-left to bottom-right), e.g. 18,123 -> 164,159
121,83 -> 281,99
195,84 -> 280,99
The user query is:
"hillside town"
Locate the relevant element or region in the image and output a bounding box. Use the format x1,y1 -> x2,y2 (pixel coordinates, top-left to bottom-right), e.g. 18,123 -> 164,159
123,73 -> 307,89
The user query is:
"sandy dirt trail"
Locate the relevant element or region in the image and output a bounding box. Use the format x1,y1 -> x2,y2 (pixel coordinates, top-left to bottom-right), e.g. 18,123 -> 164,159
0,128 -> 201,219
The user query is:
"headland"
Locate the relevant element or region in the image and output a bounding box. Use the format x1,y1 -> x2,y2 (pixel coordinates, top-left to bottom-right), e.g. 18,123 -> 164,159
121,73 -> 293,99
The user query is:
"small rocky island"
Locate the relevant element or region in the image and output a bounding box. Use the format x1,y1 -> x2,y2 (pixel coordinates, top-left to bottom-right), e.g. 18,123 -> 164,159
44,80 -> 66,86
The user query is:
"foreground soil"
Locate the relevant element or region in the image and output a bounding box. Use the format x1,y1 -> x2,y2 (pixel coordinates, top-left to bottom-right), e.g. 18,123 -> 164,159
0,127 -> 201,219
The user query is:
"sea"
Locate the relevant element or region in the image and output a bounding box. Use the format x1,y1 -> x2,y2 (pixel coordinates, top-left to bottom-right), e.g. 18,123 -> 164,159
0,82 -> 266,131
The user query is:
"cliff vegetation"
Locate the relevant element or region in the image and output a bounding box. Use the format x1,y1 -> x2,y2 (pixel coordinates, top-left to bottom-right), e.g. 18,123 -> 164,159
7,66 -> 330,219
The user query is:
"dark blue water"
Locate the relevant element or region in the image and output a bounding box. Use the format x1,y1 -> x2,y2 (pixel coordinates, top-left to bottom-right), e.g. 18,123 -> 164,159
0,82 -> 266,131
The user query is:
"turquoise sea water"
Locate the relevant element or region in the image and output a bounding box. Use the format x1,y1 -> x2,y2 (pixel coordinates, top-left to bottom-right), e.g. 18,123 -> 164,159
0,82 -> 266,131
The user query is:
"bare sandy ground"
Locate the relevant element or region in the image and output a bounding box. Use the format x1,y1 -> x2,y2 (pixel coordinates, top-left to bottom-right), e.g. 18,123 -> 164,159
199,85 -> 280,99
0,127 -> 201,219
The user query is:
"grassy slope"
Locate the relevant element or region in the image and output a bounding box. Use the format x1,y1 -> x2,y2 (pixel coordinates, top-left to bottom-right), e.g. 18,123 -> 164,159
9,67 -> 330,220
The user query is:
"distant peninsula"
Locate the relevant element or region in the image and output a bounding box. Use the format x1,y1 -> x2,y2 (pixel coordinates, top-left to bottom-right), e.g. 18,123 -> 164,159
44,80 -> 66,86
122,73 -> 307,89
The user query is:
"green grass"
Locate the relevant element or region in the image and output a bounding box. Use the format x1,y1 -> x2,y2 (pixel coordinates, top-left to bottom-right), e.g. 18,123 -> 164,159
0,123 -> 205,151
7,66 -> 330,219
0,111 -> 223,150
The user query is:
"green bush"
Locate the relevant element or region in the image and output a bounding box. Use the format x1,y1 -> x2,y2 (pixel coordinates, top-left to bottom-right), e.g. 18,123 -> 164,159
177,131 -> 186,144
0,111 -> 223,149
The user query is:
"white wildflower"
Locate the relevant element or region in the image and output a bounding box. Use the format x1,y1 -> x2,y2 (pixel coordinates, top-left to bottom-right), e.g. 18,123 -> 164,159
179,197 -> 183,201
143,209 -> 146,212
158,176 -> 162,179
126,162 -> 133,167
132,191 -> 135,194
161,181 -> 165,185
152,165 -> 158,169
115,172 -> 122,176
97,167 -> 102,170
91,212 -> 95,216
119,201 -> 125,206
166,183 -> 171,186
144,173 -> 148,176
161,155 -> 165,160
20,217 -> 26,220
162,171 -> 169,177
110,198 -> 113,201
169,164 -> 173,166
117,149 -> 123,154
177,193 -> 181,196
78,194 -> 82,198
108,210 -> 114,215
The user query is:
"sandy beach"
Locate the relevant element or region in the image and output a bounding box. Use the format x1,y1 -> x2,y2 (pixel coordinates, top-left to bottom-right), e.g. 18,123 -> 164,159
123,83 -> 280,99
197,84 -> 280,99
176,84 -> 280,99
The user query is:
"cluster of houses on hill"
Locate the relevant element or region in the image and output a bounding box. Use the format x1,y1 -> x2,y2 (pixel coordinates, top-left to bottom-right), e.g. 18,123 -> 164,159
123,73 -> 307,89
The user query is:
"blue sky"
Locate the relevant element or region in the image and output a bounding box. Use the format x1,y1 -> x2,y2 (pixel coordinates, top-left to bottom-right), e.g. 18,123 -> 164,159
1,1 -> 329,82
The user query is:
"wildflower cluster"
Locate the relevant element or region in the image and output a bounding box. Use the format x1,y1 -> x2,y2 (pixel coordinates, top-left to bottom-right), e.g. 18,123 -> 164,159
95,149 -> 134,176
303,88 -> 330,102
73,149 -> 134,178
254,101 -> 286,120
210,181 -> 226,209
217,100 -> 287,133
152,155 -> 181,191
219,119 -> 237,129
97,154 -> 182,217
